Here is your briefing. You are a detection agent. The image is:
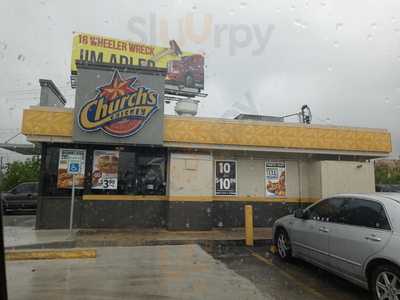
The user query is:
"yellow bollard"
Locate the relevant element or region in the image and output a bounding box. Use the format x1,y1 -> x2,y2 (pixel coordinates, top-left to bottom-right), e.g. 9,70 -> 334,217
245,205 -> 254,246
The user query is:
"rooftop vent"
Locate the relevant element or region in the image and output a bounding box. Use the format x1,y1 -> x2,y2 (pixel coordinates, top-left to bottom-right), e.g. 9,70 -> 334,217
234,114 -> 284,122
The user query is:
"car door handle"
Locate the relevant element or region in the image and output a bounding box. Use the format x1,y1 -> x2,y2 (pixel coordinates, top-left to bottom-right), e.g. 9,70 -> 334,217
319,227 -> 329,233
365,236 -> 381,242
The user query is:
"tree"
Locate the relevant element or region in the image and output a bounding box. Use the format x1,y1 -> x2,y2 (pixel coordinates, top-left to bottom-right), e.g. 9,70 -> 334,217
0,156 -> 40,192
375,162 -> 400,184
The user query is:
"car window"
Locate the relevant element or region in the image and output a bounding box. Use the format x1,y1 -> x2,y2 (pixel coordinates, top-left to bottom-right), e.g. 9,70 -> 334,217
25,183 -> 38,193
307,198 -> 344,222
13,184 -> 27,193
337,198 -> 391,230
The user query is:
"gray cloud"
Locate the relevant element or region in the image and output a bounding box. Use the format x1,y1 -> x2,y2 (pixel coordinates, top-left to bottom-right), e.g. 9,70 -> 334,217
0,0 -> 399,157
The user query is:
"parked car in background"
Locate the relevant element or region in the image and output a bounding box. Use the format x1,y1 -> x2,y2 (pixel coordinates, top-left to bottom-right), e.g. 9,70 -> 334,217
273,193 -> 400,300
376,184 -> 400,192
1,182 -> 39,214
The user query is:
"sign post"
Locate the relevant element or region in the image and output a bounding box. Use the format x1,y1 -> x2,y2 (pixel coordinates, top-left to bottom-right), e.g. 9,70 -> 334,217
67,160 -> 81,232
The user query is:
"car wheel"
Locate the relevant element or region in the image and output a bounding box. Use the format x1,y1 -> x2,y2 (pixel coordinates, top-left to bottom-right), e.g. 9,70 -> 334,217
276,229 -> 292,260
185,74 -> 194,88
371,264 -> 400,300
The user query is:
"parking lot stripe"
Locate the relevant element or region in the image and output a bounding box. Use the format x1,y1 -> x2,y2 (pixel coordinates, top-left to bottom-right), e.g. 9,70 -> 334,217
6,249 -> 96,261
247,248 -> 326,300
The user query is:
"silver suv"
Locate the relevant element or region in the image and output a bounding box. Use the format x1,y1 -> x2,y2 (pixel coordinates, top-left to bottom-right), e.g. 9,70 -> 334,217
273,193 -> 400,300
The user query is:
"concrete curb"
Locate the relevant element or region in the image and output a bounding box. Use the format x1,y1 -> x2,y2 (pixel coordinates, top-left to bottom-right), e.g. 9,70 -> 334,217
6,249 -> 97,261
6,238 -> 272,251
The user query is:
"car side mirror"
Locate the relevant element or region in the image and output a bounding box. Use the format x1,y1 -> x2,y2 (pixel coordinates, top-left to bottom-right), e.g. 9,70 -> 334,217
294,209 -> 307,219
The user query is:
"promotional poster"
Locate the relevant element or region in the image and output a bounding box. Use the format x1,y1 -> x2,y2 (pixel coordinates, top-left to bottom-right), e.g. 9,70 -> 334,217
71,32 -> 204,91
215,160 -> 237,195
57,149 -> 86,189
265,161 -> 286,197
92,150 -> 119,190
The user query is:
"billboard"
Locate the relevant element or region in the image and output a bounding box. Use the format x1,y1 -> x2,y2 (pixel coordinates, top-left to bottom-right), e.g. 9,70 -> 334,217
71,32 -> 204,91
265,161 -> 286,197
73,65 -> 164,145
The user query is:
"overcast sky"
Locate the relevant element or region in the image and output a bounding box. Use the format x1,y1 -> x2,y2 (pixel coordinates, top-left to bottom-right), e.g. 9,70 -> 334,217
0,0 -> 399,161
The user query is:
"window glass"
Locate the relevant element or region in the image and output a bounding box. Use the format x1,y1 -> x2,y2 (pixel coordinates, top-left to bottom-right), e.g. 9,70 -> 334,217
307,198 -> 344,222
136,155 -> 166,195
337,198 -> 391,230
14,184 -> 28,193
88,147 -> 166,196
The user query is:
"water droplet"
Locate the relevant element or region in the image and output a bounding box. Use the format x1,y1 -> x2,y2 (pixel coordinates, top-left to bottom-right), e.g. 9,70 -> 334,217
333,41 -> 339,48
218,221 -> 223,227
290,4 -> 295,10
367,34 -> 373,40
320,1 -> 326,6
104,20 -> 109,24
192,5 -> 197,11
239,2 -> 247,9
185,222 -> 190,228
96,74 -> 101,78
392,17 -> 397,23
275,8 -> 281,13
229,9 -> 236,15
384,97 -> 390,104
17,54 -> 25,61
327,66 -> 333,72
371,22 -> 377,30
336,23 -> 343,31
0,41 -> 7,50
294,19 -> 308,29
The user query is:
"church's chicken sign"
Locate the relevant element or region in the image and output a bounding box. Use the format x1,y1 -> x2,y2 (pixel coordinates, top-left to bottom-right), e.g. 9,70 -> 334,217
78,70 -> 159,137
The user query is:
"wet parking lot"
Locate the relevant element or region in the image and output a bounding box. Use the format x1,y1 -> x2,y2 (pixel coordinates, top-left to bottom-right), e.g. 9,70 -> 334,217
4,215 -> 370,300
202,243 -> 370,300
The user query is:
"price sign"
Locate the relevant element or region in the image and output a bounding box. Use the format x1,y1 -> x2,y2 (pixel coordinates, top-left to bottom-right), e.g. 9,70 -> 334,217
215,160 -> 237,195
101,177 -> 118,189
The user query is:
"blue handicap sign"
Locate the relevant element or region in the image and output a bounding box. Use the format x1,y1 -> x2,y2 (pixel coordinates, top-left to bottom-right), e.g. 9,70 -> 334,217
68,161 -> 81,174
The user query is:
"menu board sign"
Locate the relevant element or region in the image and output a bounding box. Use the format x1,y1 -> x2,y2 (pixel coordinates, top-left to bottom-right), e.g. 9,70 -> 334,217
91,150 -> 119,190
265,161 -> 286,197
57,149 -> 86,189
215,160 -> 237,195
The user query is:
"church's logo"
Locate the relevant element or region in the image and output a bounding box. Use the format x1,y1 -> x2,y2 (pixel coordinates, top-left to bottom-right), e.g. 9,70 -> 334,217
78,70 -> 159,137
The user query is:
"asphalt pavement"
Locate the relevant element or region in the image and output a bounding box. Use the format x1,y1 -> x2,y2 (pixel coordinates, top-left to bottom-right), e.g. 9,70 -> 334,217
3,215 -> 371,299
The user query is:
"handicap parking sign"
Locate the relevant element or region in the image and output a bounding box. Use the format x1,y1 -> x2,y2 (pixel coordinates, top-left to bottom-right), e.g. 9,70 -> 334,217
67,160 -> 81,175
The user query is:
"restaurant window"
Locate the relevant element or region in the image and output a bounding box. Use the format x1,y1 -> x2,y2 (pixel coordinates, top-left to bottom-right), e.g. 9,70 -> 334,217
41,144 -> 166,196
88,146 -> 166,195
41,144 -> 86,196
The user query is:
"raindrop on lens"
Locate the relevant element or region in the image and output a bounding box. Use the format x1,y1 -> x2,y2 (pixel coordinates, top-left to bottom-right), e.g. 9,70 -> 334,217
17,54 -> 25,61
336,23 -> 343,31
239,2 -> 247,9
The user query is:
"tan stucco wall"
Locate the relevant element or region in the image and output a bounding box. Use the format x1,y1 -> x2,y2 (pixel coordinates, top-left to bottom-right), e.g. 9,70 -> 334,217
167,152 -> 375,201
320,161 -> 375,198
168,153 -> 213,198
213,151 -> 323,200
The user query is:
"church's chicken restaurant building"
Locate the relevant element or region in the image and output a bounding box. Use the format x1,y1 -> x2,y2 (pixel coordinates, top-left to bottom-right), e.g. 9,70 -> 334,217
21,34 -> 392,230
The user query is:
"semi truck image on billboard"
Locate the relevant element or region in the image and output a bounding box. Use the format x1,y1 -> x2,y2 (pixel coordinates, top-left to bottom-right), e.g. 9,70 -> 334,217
71,32 -> 204,90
